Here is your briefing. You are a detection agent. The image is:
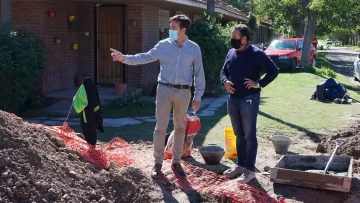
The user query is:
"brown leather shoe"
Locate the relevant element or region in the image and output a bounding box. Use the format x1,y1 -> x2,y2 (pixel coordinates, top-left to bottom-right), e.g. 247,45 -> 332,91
151,163 -> 162,178
171,163 -> 186,177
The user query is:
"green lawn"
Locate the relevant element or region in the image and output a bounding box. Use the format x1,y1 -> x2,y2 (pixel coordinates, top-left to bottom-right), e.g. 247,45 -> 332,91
318,39 -> 327,46
347,46 -> 360,51
316,57 -> 333,68
71,68 -> 360,146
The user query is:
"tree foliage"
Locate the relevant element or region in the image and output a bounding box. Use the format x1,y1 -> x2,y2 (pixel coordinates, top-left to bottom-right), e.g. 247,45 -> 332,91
223,0 -> 252,14
188,17 -> 236,95
252,0 -> 360,67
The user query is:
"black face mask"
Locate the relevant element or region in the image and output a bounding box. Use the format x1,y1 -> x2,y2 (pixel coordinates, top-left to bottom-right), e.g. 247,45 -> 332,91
231,37 -> 246,49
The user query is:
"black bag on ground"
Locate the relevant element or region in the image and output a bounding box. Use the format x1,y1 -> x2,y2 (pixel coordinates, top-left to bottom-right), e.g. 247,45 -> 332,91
311,78 -> 346,101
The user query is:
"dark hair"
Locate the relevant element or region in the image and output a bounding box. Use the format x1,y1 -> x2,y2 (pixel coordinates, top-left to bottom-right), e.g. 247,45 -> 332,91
169,14 -> 192,33
234,24 -> 251,41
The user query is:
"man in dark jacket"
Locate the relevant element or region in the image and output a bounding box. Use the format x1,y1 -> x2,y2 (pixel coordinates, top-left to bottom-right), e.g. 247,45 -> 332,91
220,24 -> 278,183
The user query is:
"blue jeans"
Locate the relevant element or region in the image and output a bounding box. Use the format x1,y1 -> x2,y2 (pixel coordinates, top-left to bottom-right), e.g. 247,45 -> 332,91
227,93 -> 260,171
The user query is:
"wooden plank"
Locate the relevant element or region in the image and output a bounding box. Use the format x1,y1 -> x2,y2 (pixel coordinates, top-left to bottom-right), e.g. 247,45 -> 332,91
276,168 -> 344,184
270,168 -> 278,180
342,178 -> 352,191
272,178 -> 351,193
270,155 -> 353,193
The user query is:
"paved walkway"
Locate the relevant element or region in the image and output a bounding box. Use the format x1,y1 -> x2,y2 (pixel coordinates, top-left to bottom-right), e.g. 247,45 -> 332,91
26,95 -> 228,127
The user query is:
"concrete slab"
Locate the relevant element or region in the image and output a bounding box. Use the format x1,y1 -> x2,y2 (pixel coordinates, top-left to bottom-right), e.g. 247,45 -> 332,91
31,117 -> 50,120
103,118 -> 143,127
50,117 -> 68,121
133,116 -> 154,120
40,100 -> 75,117
197,110 -> 215,116
26,120 -> 41,124
66,121 -> 80,126
42,120 -> 62,126
45,85 -> 124,104
143,118 -> 157,122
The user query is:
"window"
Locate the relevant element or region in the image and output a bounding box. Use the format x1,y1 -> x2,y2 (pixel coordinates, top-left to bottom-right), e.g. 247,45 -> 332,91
159,10 -> 170,29
267,40 -> 296,50
298,40 -> 303,49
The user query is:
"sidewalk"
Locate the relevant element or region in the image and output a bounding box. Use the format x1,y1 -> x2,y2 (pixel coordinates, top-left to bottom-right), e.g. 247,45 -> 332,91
26,95 -> 228,127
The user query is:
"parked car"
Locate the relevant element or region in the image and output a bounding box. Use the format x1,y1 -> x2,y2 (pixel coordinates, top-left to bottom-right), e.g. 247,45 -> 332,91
264,38 -> 316,72
326,39 -> 340,45
354,52 -> 360,81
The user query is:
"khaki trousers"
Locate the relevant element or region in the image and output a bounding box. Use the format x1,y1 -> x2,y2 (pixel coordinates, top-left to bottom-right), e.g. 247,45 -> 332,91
153,84 -> 191,164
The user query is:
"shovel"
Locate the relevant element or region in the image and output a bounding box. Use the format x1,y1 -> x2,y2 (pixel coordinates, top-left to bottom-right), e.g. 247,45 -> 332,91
324,138 -> 345,174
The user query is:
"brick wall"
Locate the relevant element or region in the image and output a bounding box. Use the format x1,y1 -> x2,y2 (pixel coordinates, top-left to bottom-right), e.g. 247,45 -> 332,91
78,4 -> 95,80
12,1 -> 94,94
141,5 -> 160,86
40,1 -> 81,94
11,2 -> 161,93
126,5 -> 160,87
13,1 -> 44,37
126,4 -> 143,86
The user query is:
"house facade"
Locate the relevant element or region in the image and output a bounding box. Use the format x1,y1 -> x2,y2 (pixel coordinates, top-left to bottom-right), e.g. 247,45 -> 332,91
1,0 -> 259,95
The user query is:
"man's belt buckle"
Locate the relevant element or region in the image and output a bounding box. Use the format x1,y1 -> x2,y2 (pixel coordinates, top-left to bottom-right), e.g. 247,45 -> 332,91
168,84 -> 173,88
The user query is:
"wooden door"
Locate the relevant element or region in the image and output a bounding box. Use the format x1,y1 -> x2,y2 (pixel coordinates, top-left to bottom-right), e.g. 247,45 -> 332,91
97,7 -> 125,84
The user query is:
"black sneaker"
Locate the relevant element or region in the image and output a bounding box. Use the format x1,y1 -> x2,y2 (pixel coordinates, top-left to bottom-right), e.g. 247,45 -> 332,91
171,163 -> 186,177
151,163 -> 162,178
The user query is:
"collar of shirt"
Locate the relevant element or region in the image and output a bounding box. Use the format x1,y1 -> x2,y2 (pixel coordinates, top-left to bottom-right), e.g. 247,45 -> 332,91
171,36 -> 189,47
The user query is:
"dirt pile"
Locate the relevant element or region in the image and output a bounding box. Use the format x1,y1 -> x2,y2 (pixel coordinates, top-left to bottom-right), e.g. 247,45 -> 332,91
0,111 -> 157,202
317,120 -> 360,173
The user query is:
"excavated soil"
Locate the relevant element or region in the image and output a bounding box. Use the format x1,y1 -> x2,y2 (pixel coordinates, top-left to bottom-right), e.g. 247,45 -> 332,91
0,111 -> 160,203
317,118 -> 360,173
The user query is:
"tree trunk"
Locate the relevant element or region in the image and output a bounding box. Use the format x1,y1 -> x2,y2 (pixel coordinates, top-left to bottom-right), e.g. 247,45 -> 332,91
1,0 -> 12,25
300,10 -> 317,68
207,0 -> 215,23
295,23 -> 305,38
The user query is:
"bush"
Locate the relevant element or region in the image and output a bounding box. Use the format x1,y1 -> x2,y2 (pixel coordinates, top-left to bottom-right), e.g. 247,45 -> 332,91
188,18 -> 235,95
0,23 -> 46,113
112,89 -> 146,108
303,66 -> 337,78
317,48 -> 328,58
357,41 -> 360,47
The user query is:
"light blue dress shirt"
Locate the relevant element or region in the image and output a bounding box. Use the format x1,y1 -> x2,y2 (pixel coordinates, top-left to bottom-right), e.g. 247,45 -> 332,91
122,37 -> 205,101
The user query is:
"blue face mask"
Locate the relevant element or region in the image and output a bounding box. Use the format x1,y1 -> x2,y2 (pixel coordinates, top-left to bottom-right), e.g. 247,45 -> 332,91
169,30 -> 179,41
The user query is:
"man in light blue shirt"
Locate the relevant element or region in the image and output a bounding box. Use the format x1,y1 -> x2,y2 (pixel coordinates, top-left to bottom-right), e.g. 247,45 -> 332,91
110,14 -> 205,178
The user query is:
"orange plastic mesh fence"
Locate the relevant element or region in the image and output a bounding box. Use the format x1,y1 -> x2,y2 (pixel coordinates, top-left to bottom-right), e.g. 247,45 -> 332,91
30,121 -> 278,202
133,159 -> 279,203
33,122 -> 134,168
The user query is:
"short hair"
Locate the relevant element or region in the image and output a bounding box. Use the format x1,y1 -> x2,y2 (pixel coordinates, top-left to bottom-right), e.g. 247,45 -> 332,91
234,24 -> 251,41
169,14 -> 192,33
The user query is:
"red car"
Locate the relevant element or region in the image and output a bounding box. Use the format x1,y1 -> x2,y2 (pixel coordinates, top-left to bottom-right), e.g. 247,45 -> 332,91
264,38 -> 316,72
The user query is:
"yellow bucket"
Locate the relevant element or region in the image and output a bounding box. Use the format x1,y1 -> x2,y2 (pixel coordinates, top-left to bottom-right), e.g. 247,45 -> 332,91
224,126 -> 237,159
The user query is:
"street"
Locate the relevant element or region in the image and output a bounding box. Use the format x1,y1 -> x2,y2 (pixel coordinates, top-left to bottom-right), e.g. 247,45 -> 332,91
325,47 -> 360,82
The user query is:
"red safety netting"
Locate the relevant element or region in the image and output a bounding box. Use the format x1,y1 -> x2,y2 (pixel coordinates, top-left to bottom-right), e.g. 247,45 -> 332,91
133,159 -> 279,203
33,122 -> 134,168
31,121 -> 278,202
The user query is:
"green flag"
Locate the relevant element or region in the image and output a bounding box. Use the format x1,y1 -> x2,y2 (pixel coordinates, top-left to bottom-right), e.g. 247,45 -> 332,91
73,84 -> 88,113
